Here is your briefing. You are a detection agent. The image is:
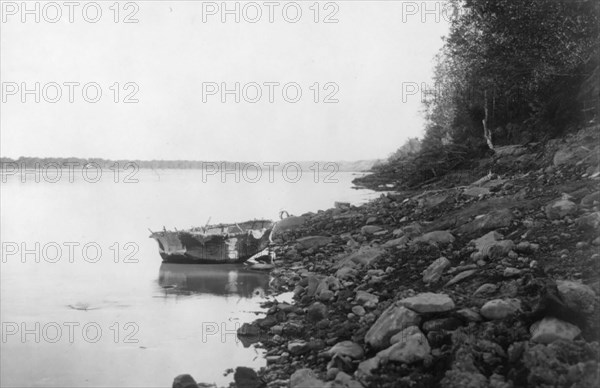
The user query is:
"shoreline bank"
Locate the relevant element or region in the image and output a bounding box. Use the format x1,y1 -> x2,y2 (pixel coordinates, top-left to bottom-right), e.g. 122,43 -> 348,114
176,127 -> 600,388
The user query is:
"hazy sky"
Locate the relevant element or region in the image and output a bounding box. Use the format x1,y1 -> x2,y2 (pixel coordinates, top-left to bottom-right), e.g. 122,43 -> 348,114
1,0 -> 450,161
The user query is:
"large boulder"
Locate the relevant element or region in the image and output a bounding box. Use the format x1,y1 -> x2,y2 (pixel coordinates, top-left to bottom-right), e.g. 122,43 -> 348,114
364,304 -> 421,350
271,216 -> 305,237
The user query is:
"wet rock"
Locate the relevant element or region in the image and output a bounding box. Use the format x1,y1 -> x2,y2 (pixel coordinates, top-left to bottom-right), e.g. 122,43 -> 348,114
364,304 -> 421,350
296,236 -> 332,250
307,302 -> 328,322
445,269 -> 477,287
377,326 -> 430,363
290,369 -> 325,388
422,257 -> 451,283
413,230 -> 455,246
471,231 -> 515,260
238,323 -> 260,337
323,341 -> 364,360
480,299 -> 521,320
234,367 -> 263,388
530,317 -> 581,344
355,291 -> 379,308
556,280 -> 596,314
172,374 -> 198,388
399,292 -> 455,313
545,198 -> 577,220
456,209 -> 514,235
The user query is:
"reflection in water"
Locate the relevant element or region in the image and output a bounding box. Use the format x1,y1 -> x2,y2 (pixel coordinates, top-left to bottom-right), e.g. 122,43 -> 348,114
158,263 -> 270,298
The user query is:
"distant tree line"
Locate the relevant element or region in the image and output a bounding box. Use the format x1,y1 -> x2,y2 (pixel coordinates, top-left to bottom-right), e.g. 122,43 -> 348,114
0,157 -> 379,172
368,0 -> 599,188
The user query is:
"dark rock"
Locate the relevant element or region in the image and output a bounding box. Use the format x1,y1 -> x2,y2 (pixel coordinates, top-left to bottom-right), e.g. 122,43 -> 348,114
172,374 -> 198,388
234,367 -> 264,388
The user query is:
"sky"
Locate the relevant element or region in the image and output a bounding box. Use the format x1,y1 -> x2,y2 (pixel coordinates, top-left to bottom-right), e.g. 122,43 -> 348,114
0,0 -> 450,162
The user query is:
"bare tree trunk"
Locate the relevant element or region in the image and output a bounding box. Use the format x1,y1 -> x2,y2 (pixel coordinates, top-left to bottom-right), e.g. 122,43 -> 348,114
483,90 -> 494,150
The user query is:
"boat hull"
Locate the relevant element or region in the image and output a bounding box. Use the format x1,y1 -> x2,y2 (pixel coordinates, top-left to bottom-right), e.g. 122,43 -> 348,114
150,220 -> 273,264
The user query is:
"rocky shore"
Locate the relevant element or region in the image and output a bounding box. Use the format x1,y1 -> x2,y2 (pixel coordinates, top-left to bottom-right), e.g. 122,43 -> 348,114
175,126 -> 600,388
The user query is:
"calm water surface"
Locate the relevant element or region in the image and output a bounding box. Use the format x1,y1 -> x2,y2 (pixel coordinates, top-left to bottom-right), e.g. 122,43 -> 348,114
0,169 -> 376,387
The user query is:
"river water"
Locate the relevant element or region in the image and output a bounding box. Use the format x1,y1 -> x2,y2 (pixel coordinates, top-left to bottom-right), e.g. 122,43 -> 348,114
0,168 -> 376,387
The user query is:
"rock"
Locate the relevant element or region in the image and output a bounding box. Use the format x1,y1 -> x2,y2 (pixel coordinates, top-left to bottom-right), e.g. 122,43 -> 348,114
556,280 -> 596,314
323,341 -> 364,360
480,299 -> 521,320
413,230 -> 455,246
471,231 -> 515,259
473,283 -> 498,296
445,269 -> 477,287
355,357 -> 380,382
351,306 -> 366,316
530,317 -> 581,344
307,302 -> 328,322
399,292 -> 455,313
172,374 -> 198,388
355,291 -> 379,308
382,236 -> 409,248
237,323 -> 260,337
457,209 -> 514,235
463,187 -> 491,197
377,326 -> 430,364
335,247 -> 385,269
296,236 -> 332,250
581,191 -> 600,207
455,308 -> 482,322
329,372 -> 363,388
503,267 -> 522,277
334,202 -> 350,210
422,317 -> 462,332
361,225 -> 383,235
271,216 -> 306,236
364,304 -> 421,350
288,340 -> 310,355
575,212 -> 600,230
553,146 -> 590,166
318,290 -> 335,302
290,369 -> 326,388
545,199 -> 577,220
234,367 -> 263,388
422,257 -> 451,283
366,216 -> 378,224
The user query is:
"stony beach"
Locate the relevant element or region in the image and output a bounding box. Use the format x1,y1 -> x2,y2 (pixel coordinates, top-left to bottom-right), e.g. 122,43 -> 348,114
176,126 -> 600,388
